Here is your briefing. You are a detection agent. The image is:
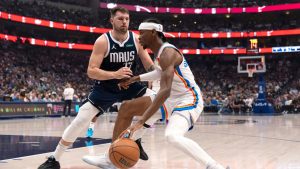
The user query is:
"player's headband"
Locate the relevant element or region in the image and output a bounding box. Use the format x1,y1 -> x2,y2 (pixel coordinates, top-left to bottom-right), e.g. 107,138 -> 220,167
138,22 -> 163,32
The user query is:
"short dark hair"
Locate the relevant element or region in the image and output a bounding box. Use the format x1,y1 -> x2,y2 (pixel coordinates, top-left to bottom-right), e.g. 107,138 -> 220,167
110,6 -> 129,17
142,18 -> 166,42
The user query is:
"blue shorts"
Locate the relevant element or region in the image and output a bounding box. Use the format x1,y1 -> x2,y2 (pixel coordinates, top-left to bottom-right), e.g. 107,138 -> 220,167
86,82 -> 147,114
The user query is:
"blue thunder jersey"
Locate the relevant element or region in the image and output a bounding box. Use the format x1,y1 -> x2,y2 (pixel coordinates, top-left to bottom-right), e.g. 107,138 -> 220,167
93,31 -> 140,92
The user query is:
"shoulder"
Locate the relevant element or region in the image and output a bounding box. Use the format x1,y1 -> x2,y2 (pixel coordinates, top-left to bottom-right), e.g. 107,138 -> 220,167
160,47 -> 179,59
94,33 -> 108,46
159,47 -> 182,67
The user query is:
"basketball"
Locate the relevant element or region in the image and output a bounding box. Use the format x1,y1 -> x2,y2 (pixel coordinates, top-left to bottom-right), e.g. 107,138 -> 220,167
109,138 -> 140,168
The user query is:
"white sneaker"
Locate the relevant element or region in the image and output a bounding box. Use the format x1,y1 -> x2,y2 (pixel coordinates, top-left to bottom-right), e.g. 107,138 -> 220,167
82,154 -> 116,169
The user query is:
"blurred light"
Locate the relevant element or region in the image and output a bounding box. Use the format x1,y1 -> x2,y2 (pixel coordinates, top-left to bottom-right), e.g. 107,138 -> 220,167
179,20 -> 182,23
107,3 -> 117,9
62,10 -> 65,13
173,14 -> 178,18
194,21 -> 197,24
226,14 -> 230,18
285,11 -> 290,15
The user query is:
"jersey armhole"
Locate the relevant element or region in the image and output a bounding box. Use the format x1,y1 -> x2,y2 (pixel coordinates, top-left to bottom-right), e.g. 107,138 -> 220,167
132,32 -> 139,54
161,46 -> 184,65
103,33 -> 110,58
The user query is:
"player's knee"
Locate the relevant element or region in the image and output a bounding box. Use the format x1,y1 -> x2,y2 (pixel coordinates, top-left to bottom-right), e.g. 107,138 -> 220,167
118,100 -> 133,118
165,132 -> 180,145
62,115 -> 91,142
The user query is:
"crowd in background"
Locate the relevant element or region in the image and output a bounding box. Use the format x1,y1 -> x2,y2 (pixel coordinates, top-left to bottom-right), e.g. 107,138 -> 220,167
1,0 -> 299,50
0,39 -> 91,103
1,0 -> 299,32
0,39 -> 299,113
0,0 -> 94,26
0,0 -> 299,114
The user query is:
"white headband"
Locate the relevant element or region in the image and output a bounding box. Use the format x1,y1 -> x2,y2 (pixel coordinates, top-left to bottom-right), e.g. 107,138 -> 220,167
138,22 -> 163,32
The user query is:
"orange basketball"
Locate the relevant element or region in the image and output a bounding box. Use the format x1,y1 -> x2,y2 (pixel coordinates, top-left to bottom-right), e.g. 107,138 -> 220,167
109,138 -> 140,168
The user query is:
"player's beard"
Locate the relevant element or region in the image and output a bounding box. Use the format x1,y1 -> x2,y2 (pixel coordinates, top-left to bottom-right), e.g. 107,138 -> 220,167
115,25 -> 128,34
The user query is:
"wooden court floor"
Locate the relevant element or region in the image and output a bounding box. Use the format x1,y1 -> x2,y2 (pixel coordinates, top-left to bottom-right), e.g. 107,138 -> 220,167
0,114 -> 299,169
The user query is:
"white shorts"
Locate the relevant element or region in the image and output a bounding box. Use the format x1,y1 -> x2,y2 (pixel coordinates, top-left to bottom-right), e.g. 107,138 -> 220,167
165,97 -> 203,127
143,88 -> 168,122
143,88 -> 204,125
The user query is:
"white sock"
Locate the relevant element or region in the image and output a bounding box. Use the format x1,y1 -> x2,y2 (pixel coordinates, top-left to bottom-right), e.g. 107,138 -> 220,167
89,122 -> 95,130
165,114 -> 221,167
53,142 -> 68,161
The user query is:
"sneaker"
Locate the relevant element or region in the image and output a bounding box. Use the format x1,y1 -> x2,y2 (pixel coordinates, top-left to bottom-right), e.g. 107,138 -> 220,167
82,154 -> 116,169
135,138 -> 149,161
86,128 -> 94,138
38,156 -> 60,169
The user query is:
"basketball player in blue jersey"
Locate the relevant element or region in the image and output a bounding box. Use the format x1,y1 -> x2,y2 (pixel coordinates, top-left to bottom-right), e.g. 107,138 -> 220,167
124,19 -> 229,169
38,7 -> 156,169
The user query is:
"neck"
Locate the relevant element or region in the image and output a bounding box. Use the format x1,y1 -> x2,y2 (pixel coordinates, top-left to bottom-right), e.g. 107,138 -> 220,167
150,39 -> 164,56
111,30 -> 128,42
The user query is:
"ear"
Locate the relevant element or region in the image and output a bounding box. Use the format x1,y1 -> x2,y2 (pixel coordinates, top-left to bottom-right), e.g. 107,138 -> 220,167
110,17 -> 113,24
151,29 -> 156,36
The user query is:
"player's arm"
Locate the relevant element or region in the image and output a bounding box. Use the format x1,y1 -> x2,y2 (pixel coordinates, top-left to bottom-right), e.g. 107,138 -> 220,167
87,36 -> 132,80
134,48 -> 180,126
134,34 -> 154,72
118,67 -> 161,89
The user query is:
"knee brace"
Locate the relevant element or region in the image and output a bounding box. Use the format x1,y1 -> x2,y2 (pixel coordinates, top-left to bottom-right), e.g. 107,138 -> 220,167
62,102 -> 99,142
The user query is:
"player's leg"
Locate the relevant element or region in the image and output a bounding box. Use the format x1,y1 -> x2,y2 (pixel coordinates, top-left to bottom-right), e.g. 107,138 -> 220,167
165,111 -> 227,169
63,101 -> 67,117
82,96 -> 163,168
112,96 -> 152,141
38,101 -> 99,169
67,100 -> 72,117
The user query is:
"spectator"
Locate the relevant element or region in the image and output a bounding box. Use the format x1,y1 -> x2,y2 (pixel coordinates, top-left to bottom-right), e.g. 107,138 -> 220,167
63,83 -> 74,117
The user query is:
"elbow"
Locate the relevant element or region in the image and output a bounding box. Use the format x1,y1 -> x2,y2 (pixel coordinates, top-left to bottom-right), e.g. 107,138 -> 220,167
87,67 -> 94,79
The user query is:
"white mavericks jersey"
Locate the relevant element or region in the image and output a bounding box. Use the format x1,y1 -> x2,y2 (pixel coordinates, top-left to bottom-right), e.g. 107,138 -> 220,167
155,43 -> 203,120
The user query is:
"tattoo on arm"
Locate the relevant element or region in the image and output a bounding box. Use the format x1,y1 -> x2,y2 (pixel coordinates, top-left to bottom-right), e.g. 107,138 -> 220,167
147,65 -> 155,72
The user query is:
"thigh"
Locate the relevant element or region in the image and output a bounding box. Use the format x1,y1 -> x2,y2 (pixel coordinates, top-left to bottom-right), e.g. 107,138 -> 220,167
120,96 -> 152,117
165,113 -> 190,136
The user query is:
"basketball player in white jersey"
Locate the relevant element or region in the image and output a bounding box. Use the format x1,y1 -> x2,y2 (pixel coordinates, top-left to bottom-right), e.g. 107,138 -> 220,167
83,18 -> 229,169
124,19 -> 229,169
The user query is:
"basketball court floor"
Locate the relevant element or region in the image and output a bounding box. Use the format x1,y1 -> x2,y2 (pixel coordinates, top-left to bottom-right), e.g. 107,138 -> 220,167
0,114 -> 299,169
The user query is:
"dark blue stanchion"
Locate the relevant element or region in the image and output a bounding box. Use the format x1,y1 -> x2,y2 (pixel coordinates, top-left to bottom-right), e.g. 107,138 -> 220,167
253,74 -> 275,115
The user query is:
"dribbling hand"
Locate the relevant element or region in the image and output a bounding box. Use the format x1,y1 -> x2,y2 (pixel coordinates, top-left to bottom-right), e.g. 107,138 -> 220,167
126,120 -> 144,136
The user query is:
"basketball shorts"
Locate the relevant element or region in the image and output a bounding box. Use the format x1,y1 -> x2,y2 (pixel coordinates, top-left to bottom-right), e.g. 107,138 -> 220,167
155,95 -> 204,130
87,82 -> 157,115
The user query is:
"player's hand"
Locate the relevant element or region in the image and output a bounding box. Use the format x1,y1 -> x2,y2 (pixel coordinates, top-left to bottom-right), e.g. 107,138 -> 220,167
126,120 -> 144,135
114,67 -> 132,79
118,76 -> 140,90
